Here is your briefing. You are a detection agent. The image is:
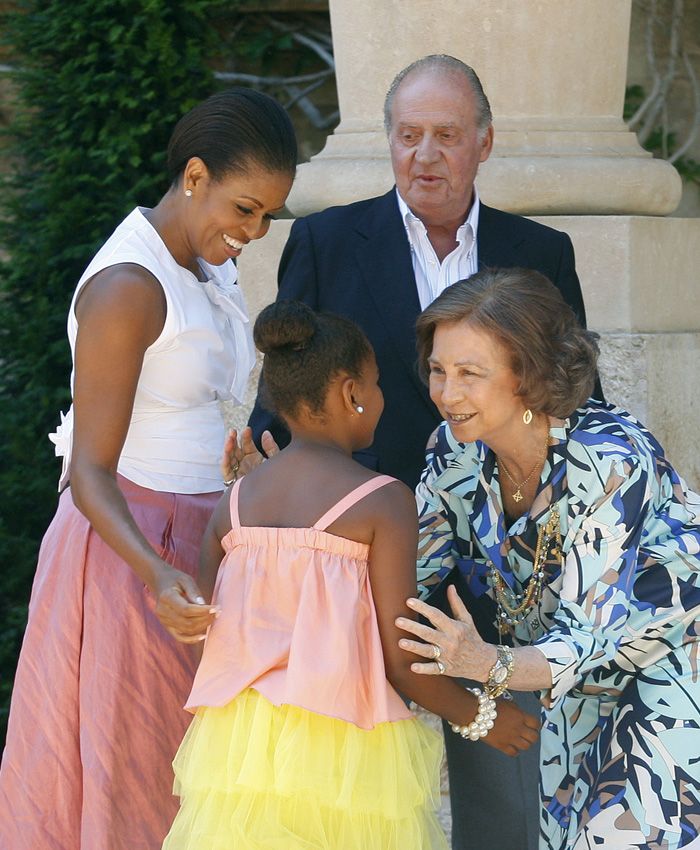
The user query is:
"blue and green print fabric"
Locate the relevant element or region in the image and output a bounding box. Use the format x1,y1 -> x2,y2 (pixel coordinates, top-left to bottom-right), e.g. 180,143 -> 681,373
416,402 -> 700,850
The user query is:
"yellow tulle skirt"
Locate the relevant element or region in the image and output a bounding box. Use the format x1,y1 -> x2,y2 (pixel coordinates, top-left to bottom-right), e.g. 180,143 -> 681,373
163,688 -> 448,849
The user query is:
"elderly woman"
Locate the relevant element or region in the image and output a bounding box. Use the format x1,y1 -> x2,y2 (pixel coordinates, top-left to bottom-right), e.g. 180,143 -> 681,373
397,267 -> 700,850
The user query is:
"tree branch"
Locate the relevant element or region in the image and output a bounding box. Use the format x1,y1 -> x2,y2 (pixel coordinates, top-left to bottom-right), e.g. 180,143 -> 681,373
263,15 -> 335,68
286,85 -> 339,130
215,70 -> 333,86
670,49 -> 700,163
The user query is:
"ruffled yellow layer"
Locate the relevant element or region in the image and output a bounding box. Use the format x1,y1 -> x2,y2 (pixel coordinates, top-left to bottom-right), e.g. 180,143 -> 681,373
163,688 -> 448,850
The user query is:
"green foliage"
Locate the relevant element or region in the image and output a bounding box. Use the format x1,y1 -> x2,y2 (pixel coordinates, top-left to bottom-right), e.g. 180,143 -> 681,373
231,19 -> 296,63
625,84 -> 700,187
0,0 -> 233,742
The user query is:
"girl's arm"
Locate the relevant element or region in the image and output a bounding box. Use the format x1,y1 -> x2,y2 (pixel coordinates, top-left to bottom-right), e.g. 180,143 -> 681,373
69,264 -> 215,643
198,490 -> 232,603
368,483 -> 540,757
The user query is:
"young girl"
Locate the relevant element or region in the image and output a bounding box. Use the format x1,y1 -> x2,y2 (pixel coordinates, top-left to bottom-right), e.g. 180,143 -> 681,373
162,301 -> 537,849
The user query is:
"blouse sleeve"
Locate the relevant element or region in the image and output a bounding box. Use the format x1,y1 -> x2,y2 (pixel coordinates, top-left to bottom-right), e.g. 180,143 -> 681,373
533,452 -> 651,708
415,428 -> 459,595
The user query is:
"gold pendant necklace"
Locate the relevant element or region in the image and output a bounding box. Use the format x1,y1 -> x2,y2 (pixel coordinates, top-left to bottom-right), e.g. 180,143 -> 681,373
497,434 -> 550,502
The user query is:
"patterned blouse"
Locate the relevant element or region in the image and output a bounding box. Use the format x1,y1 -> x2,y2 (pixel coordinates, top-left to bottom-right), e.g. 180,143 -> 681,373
416,401 -> 700,848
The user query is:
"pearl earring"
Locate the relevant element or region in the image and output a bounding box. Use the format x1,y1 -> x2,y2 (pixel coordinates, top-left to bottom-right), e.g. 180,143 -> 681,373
523,409 -> 533,425
355,405 -> 364,414
185,189 -> 192,197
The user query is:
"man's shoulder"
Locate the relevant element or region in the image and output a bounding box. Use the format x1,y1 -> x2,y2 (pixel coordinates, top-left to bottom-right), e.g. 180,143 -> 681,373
479,203 -> 571,244
294,191 -> 395,232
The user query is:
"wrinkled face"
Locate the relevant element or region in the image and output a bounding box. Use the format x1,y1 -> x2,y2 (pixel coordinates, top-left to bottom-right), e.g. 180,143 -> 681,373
388,69 -> 493,227
428,320 -> 525,449
187,164 -> 293,265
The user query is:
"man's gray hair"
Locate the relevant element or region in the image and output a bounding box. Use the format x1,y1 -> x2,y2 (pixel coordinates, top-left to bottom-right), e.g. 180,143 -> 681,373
383,54 -> 493,137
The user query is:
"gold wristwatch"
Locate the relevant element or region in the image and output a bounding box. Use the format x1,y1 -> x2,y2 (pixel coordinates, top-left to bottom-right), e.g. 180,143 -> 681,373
485,644 -> 514,699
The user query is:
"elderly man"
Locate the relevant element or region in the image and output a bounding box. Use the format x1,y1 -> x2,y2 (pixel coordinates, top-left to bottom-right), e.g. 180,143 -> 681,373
249,54 -> 596,850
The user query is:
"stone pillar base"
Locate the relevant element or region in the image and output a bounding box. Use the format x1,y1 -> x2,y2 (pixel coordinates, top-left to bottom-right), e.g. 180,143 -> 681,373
287,129 -> 682,218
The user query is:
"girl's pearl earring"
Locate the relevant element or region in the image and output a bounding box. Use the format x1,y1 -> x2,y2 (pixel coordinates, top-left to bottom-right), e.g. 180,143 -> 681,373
355,405 -> 364,414
185,189 -> 192,197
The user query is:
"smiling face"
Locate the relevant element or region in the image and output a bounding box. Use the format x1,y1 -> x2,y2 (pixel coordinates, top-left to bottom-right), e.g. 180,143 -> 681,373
428,320 -> 528,450
185,161 -> 293,265
388,69 -> 493,229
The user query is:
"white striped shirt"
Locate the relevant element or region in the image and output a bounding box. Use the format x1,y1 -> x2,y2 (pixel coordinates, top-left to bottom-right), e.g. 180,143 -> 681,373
396,187 -> 480,310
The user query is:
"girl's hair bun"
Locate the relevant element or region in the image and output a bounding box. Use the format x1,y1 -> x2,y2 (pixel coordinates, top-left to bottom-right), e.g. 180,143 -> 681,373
253,301 -> 317,355
252,300 -> 374,423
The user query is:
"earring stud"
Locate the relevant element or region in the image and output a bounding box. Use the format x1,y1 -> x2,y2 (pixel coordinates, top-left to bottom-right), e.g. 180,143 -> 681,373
355,405 -> 364,414
185,189 -> 192,197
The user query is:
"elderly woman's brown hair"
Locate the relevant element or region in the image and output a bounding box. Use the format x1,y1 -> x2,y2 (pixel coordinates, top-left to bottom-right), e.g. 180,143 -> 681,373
415,267 -> 600,418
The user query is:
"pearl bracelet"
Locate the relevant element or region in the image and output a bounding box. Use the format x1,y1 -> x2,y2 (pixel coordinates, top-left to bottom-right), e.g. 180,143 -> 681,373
449,687 -> 498,741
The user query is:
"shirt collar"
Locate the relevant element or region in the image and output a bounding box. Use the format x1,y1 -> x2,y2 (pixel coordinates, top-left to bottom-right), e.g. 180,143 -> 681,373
395,186 -> 481,247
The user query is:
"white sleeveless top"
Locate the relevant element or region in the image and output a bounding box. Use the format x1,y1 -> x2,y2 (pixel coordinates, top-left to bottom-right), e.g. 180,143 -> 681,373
49,207 -> 255,494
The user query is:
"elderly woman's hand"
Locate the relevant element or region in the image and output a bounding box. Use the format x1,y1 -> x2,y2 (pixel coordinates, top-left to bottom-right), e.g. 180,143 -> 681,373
396,584 -> 495,681
397,585 -> 541,756
221,426 -> 280,484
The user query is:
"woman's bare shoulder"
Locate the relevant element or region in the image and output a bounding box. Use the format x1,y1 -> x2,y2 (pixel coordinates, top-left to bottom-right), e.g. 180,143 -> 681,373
76,262 -> 164,318
75,263 -> 166,342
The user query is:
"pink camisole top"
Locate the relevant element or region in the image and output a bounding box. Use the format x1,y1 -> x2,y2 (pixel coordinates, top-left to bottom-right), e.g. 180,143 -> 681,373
185,475 -> 412,730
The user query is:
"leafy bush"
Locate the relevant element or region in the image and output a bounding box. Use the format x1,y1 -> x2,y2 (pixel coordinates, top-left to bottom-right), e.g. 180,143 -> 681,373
0,0 -> 232,743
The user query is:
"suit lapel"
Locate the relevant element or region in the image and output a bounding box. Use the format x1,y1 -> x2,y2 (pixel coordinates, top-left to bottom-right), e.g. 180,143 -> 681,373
353,190 -> 434,410
477,203 -> 526,269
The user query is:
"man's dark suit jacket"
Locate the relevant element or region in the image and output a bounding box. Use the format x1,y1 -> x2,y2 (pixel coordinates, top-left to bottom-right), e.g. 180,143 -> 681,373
249,188 -> 596,490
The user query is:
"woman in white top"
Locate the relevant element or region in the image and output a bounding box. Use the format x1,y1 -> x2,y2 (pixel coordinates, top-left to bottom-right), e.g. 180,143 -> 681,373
0,88 -> 297,850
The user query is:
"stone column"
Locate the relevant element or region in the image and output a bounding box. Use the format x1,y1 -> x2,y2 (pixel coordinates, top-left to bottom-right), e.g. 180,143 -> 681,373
286,0 -> 681,217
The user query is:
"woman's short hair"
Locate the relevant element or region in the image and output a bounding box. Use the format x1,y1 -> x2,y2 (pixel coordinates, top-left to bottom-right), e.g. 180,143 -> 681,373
415,267 -> 600,418
254,300 -> 373,422
167,87 -> 297,185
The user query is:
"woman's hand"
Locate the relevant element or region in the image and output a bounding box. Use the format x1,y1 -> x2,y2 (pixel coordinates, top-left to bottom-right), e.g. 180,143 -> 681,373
221,426 -> 280,484
152,565 -> 219,643
396,586 -> 541,756
396,584 -> 495,681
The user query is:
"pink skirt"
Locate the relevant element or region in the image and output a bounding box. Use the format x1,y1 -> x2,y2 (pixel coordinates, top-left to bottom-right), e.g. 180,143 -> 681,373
0,477 -> 220,850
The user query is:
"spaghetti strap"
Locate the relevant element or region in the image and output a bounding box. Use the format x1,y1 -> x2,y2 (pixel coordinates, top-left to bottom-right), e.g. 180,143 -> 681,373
228,478 -> 244,529
313,475 -> 397,532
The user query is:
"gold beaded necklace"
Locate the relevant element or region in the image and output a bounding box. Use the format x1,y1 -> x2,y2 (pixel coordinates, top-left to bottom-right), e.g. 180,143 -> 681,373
497,434 -> 550,503
490,504 -> 562,636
